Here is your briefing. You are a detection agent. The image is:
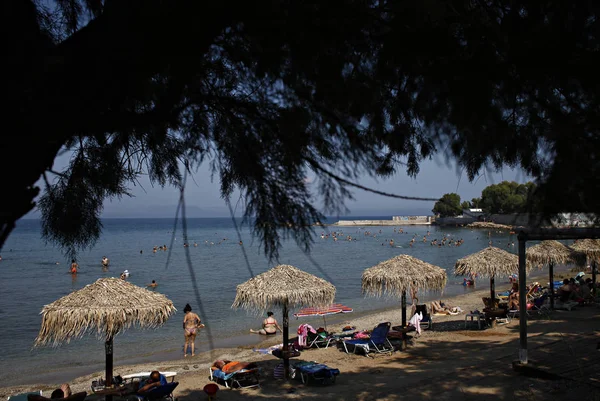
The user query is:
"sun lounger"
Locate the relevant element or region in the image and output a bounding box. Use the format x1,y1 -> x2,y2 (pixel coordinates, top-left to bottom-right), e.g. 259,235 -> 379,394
138,382 -> 179,401
9,392 -> 41,401
307,330 -> 335,348
27,392 -> 87,401
292,361 -> 340,384
209,360 -> 261,389
343,322 -> 394,355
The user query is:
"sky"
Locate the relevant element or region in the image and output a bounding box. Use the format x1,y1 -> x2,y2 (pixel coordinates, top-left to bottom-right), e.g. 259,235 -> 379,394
25,151 -> 531,219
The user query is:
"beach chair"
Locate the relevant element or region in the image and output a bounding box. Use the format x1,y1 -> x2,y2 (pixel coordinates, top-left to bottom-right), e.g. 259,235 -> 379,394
415,304 -> 433,330
26,393 -> 87,401
292,361 -> 340,385
138,382 -> 178,401
9,392 -> 41,401
307,330 -> 334,348
528,292 -> 548,314
342,322 -> 394,355
209,361 -> 261,389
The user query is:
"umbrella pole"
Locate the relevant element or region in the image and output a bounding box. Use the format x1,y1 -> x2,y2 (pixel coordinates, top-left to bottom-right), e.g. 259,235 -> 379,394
593,260 -> 597,297
401,290 -> 407,327
105,337 -> 113,401
490,276 -> 495,306
322,315 -> 327,331
282,303 -> 290,379
549,262 -> 554,310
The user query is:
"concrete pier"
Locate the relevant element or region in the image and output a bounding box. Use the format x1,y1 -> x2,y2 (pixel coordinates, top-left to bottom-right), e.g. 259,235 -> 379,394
333,216 -> 433,226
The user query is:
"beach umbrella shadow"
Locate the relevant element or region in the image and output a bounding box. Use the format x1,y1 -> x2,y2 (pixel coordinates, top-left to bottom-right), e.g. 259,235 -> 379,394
34,277 -> 176,400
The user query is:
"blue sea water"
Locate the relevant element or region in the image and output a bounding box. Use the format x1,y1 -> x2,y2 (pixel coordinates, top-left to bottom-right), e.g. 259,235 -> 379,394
0,217 -> 515,386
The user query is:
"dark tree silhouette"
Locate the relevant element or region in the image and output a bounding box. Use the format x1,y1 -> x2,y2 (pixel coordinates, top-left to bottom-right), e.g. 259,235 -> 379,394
3,0 -> 599,258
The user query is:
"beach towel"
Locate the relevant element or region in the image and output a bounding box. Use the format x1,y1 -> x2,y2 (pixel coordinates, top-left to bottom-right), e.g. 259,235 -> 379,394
252,344 -> 282,354
408,312 -> 423,335
297,324 -> 316,347
222,361 -> 257,374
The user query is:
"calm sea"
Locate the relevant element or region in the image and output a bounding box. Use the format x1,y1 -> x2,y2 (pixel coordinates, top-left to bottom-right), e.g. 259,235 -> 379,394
0,217 -> 515,386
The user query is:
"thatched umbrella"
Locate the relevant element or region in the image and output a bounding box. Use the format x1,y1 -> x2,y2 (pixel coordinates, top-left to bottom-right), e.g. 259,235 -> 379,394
362,254 -> 447,327
526,240 -> 586,309
35,278 -> 176,399
232,264 -> 335,379
570,239 -> 600,293
454,246 -> 527,303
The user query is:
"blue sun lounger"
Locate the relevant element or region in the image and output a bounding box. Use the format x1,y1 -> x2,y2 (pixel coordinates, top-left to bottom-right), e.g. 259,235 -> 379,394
292,361 -> 340,385
209,366 -> 261,389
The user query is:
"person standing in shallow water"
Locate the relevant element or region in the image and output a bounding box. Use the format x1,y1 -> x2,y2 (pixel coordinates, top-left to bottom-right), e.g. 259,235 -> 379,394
183,303 -> 204,357
70,259 -> 78,274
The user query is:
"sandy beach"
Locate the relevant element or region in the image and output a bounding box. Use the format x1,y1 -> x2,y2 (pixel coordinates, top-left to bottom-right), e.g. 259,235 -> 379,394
2,265 -> 599,401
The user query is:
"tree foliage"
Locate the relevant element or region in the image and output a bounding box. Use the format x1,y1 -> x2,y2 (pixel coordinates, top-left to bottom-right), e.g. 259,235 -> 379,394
3,0 -> 600,258
480,181 -> 537,214
433,193 -> 462,218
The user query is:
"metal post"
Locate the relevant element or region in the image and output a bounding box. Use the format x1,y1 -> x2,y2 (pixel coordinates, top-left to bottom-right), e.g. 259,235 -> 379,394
105,338 -> 113,401
282,303 -> 289,379
593,260 -> 597,297
490,276 -> 495,305
401,290 -> 407,327
517,233 -> 528,364
549,262 -> 555,310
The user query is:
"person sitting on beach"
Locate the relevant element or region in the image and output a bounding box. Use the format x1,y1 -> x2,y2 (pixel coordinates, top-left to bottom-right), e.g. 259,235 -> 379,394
250,311 -> 282,335
137,371 -> 167,395
558,278 -> 574,302
50,384 -> 72,399
508,285 -> 520,310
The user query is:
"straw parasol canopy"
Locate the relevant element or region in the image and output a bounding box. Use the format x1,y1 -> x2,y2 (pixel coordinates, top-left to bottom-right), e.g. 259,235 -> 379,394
232,264 -> 335,379
35,278 -> 176,346
526,240 -> 586,268
232,264 -> 336,311
34,277 -> 175,399
362,254 -> 447,298
569,239 -> 600,263
526,240 -> 585,310
454,246 -> 530,304
361,254 -> 447,327
454,246 -> 524,279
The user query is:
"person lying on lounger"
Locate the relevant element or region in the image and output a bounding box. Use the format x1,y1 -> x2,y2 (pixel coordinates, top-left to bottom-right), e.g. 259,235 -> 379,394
50,384 -> 72,399
431,300 -> 461,315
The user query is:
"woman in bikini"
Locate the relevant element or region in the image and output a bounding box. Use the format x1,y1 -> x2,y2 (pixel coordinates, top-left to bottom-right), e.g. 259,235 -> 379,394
183,303 -> 204,357
250,311 -> 282,335
70,259 -> 78,274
